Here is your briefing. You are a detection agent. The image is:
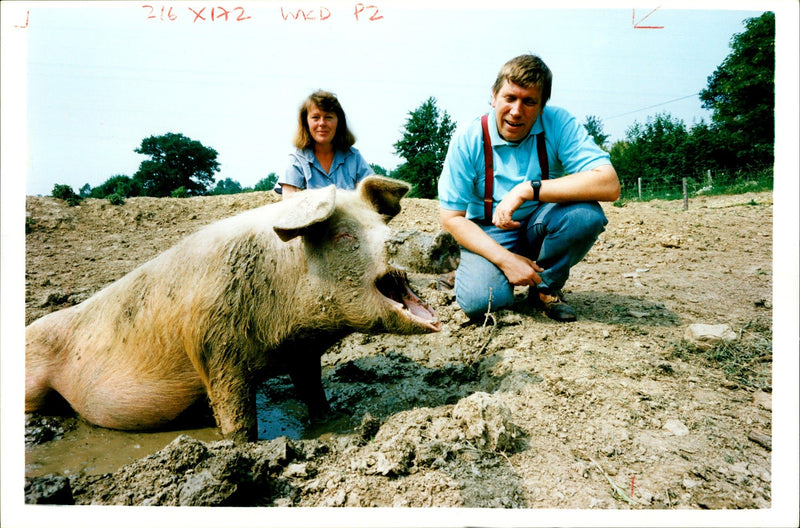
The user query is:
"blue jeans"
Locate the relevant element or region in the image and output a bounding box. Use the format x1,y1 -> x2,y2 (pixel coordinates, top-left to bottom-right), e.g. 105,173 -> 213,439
454,201 -> 607,317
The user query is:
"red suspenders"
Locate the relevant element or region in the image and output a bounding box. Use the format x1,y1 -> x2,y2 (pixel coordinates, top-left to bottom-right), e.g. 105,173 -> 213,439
480,114 -> 548,225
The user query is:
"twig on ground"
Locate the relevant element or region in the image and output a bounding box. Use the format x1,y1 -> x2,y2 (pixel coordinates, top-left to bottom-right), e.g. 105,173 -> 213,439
575,449 -> 646,506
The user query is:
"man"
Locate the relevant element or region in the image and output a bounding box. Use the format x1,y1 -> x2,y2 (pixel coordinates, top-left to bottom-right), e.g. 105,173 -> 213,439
438,54 -> 620,322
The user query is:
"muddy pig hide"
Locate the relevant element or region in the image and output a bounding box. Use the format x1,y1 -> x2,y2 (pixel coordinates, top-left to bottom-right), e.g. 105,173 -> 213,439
25,176 -> 440,442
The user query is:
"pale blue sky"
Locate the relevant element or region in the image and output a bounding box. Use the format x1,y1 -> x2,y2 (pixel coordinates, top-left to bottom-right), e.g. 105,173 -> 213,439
17,1 -> 776,196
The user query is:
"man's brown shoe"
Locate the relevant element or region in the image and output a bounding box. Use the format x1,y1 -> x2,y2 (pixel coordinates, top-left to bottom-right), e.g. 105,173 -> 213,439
531,290 -> 577,322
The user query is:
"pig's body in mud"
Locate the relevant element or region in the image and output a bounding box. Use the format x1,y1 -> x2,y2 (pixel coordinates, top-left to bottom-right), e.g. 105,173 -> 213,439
25,177 -> 440,441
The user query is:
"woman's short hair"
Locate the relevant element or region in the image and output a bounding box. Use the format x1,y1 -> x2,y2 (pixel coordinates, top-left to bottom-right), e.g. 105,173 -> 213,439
492,54 -> 553,105
294,90 -> 357,150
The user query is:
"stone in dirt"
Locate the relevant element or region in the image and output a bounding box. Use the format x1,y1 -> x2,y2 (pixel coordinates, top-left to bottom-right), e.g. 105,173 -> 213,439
684,323 -> 738,349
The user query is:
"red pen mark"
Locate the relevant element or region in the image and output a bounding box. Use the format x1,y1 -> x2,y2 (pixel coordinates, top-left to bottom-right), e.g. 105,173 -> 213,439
189,6 -> 206,22
354,3 -> 382,21
630,475 -> 635,498
143,5 -> 251,22
280,6 -> 332,21
14,9 -> 30,28
632,6 -> 664,29
142,5 -> 177,21
234,7 -> 252,21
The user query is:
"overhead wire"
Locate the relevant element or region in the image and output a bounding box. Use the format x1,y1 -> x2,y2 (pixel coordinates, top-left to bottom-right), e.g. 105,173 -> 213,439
602,93 -> 701,121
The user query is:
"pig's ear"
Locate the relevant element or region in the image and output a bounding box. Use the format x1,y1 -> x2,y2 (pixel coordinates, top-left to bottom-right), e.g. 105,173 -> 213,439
358,176 -> 411,220
273,185 -> 337,242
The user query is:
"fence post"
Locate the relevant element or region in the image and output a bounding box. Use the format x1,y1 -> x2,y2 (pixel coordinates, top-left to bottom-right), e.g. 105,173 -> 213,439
682,178 -> 688,210
638,178 -> 642,201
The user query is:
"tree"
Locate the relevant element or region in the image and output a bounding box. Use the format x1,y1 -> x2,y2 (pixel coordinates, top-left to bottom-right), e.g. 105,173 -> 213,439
90,174 -> 141,199
254,173 -> 278,192
583,115 -> 609,149
51,184 -> 83,206
699,12 -> 774,167
392,97 -> 456,198
210,177 -> 243,195
609,113 -> 690,189
133,133 -> 220,197
370,164 -> 388,176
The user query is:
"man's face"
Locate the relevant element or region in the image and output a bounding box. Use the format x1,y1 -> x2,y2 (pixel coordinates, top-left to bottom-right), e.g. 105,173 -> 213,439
491,80 -> 544,142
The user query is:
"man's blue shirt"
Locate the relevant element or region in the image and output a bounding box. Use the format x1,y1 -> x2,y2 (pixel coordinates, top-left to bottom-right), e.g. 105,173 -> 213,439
438,106 -> 611,221
278,146 -> 372,192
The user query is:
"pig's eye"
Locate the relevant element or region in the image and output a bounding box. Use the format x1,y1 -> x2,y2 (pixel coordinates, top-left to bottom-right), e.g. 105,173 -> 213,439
332,232 -> 358,246
333,232 -> 354,242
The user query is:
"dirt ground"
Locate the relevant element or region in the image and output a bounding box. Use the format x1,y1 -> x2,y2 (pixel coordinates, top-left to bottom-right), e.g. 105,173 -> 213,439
23,188 -> 774,511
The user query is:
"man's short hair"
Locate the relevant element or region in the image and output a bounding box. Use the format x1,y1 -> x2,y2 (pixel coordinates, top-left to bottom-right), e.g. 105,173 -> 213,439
492,54 -> 553,105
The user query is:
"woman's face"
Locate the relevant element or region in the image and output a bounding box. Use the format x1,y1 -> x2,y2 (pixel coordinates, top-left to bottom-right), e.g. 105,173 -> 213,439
306,103 -> 338,146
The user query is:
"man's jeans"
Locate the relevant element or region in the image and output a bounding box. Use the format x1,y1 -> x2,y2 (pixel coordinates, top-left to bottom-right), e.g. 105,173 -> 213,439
454,201 -> 608,317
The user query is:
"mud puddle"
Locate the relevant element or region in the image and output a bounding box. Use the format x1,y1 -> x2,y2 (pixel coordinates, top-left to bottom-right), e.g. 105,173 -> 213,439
25,372 -> 361,479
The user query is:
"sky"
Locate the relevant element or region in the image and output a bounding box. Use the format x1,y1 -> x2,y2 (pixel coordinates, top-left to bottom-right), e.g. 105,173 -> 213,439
6,0 -> 786,196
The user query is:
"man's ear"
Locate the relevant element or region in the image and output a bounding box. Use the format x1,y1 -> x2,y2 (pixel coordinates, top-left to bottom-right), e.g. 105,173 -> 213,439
357,176 -> 411,220
273,185 -> 336,241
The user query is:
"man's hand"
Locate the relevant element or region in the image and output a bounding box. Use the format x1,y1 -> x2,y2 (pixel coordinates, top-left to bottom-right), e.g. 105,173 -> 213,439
497,251 -> 543,286
492,182 -> 531,229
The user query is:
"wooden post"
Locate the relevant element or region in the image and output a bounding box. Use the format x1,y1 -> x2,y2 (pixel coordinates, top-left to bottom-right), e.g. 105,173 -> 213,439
638,177 -> 642,201
682,178 -> 688,210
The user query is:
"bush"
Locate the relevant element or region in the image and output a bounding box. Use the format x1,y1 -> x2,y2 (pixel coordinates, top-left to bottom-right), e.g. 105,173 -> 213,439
107,193 -> 125,206
51,184 -> 83,206
171,186 -> 189,198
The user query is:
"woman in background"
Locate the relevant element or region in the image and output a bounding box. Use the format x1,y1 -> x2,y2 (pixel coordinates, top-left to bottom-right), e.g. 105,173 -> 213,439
278,90 -> 372,198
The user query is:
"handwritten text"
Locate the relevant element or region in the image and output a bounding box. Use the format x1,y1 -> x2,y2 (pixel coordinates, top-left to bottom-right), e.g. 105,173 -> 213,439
142,5 -> 252,22
280,3 -> 383,22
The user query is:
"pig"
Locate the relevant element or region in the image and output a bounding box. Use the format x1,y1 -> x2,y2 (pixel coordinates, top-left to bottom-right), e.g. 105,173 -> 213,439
26,176 -> 440,442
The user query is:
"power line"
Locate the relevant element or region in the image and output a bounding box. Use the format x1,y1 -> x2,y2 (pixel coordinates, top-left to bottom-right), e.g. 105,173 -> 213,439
602,93 -> 700,121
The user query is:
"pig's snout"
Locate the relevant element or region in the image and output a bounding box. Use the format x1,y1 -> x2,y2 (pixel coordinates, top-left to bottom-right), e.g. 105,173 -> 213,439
375,270 -> 441,332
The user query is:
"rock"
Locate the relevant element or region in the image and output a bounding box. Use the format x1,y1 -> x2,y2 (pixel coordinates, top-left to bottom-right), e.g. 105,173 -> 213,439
385,229 -> 460,274
660,235 -> 682,248
178,469 -> 237,506
684,323 -> 738,349
25,475 -> 74,504
357,412 -> 381,443
753,391 -> 771,411
663,419 -> 690,437
451,392 -> 522,452
747,429 -> 772,451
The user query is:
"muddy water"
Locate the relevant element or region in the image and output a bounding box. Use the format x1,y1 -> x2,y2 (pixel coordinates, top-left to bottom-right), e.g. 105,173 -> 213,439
25,377 -> 354,479
25,421 -> 224,478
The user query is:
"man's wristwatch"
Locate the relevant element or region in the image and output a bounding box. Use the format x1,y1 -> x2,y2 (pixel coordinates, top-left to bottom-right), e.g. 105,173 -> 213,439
530,180 -> 542,201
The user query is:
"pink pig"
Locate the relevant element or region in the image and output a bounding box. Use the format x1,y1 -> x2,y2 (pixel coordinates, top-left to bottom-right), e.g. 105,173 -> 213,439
26,176 -> 440,441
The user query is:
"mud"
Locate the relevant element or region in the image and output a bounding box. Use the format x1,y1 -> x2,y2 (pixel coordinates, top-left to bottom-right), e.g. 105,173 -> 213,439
23,189 -> 774,510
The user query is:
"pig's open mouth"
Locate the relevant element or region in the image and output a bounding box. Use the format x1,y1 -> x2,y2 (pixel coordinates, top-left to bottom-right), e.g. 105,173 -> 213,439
375,270 -> 441,332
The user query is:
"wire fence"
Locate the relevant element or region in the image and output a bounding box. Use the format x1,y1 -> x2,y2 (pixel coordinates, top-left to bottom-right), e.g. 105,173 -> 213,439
618,164 -> 773,207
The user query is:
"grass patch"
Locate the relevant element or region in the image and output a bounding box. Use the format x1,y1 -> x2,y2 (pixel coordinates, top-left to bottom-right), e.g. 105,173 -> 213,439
669,318 -> 772,391
616,167 -> 773,205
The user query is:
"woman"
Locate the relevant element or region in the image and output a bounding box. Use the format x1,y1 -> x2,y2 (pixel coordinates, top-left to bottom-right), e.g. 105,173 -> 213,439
278,90 -> 373,198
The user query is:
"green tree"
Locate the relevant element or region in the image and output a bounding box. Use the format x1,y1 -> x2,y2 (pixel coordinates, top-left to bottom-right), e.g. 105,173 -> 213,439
210,177 -> 243,195
90,175 -> 142,199
133,133 -> 220,197
610,113 -> 689,189
254,173 -> 279,192
370,164 -> 388,176
51,184 -> 83,206
699,12 -> 774,167
583,115 -> 609,149
392,97 -> 456,198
